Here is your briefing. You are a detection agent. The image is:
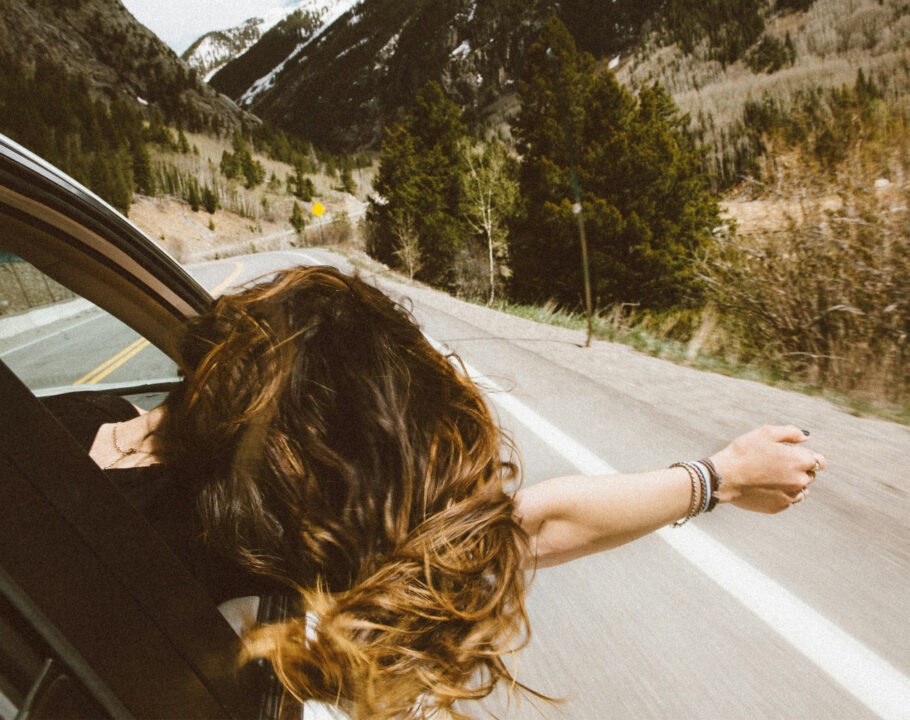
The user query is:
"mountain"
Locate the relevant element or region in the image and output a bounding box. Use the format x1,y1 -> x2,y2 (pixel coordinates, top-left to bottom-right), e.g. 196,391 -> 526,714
182,18 -> 264,81
209,0 -> 910,185
0,0 -> 252,133
212,0 -> 563,151
207,0 -> 739,151
181,0 -> 356,81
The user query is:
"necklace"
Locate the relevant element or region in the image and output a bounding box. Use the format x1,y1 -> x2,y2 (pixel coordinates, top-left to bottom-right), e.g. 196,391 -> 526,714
105,423 -> 138,469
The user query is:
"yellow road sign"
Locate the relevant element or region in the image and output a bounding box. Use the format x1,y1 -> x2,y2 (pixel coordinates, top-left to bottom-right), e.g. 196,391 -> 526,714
311,202 -> 326,217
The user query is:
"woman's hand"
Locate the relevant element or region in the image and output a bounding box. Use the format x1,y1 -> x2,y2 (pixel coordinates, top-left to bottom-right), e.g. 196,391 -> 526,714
710,425 -> 826,514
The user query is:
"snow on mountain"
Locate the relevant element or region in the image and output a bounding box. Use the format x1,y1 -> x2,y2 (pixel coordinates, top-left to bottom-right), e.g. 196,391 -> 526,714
297,0 -> 361,50
239,43 -> 307,105
182,0 -> 358,80
233,0 -> 361,106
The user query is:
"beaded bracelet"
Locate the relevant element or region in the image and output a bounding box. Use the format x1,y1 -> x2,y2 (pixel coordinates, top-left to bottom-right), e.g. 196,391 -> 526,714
670,462 -> 700,527
670,460 -> 720,527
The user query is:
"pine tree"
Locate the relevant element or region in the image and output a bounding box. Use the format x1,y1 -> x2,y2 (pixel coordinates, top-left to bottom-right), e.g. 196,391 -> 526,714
288,164 -> 315,200
509,17 -> 600,308
302,178 -> 315,202
220,150 -> 240,180
243,157 -> 265,188
368,82 -> 469,287
108,152 -> 132,215
131,141 -> 154,195
201,185 -> 219,214
186,180 -> 201,212
510,17 -> 720,311
290,201 -> 306,235
338,167 -> 357,195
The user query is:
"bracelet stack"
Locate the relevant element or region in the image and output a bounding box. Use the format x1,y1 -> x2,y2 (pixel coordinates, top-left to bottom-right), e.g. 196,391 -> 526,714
670,458 -> 723,527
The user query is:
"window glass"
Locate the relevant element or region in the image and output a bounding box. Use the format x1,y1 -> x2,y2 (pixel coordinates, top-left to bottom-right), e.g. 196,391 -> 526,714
0,253 -> 178,396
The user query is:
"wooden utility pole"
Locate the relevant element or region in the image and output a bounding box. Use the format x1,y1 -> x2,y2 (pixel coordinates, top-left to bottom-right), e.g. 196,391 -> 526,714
547,47 -> 594,347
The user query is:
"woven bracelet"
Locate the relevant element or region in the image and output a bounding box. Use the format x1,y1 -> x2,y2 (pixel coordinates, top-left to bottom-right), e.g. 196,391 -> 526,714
691,461 -> 712,515
699,457 -> 723,512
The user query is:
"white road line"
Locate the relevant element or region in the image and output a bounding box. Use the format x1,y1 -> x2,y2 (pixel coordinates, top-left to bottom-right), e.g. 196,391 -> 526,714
660,527 -> 910,720
427,336 -> 910,720
0,313 -> 101,358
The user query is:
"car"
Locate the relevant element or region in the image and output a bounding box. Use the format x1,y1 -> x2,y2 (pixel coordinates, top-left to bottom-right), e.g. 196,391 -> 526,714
0,134 -> 294,720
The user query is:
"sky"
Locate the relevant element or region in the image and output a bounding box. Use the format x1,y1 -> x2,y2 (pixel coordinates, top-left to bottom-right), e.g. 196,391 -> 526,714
121,0 -> 292,54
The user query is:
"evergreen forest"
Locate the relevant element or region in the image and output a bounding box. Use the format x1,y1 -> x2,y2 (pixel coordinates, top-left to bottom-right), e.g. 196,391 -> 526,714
365,12 -> 908,413
0,60 -> 148,214
367,19 -> 721,312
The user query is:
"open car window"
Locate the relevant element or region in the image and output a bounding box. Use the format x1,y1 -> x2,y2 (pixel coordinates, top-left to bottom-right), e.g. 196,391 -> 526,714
0,252 -> 179,402
0,362 -> 264,720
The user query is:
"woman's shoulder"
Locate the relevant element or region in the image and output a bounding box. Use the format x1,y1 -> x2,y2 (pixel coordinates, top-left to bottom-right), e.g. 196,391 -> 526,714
304,700 -> 348,719
303,700 -> 348,720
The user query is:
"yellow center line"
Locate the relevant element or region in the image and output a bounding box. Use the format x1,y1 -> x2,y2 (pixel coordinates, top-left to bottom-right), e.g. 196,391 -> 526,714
72,260 -> 245,385
209,261 -> 244,297
74,337 -> 148,385
83,340 -> 151,385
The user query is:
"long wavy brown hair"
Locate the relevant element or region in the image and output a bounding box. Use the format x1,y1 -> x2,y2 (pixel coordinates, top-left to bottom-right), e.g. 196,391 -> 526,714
158,266 -> 532,719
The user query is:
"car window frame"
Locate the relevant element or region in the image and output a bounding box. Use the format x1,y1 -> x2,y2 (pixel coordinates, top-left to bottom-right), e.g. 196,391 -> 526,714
0,134 -> 211,359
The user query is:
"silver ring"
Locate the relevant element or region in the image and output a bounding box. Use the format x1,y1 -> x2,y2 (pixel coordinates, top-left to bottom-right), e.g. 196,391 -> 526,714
800,488 -> 807,502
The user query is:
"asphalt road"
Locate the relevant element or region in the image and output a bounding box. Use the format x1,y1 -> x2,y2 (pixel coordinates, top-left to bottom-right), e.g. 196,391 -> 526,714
4,248 -> 909,719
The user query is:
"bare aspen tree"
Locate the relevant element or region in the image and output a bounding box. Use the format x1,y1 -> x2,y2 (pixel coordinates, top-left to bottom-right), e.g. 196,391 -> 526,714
392,211 -> 422,279
461,139 -> 517,304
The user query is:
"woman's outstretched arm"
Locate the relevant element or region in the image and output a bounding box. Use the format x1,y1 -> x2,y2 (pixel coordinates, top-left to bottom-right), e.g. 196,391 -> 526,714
513,425 -> 825,568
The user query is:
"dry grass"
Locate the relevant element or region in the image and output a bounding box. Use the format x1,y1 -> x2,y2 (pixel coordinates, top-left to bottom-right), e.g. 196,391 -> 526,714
701,112 -> 910,406
138,130 -> 375,260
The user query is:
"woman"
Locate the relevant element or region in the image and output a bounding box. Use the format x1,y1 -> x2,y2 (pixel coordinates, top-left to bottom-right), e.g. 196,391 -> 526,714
45,266 -> 824,720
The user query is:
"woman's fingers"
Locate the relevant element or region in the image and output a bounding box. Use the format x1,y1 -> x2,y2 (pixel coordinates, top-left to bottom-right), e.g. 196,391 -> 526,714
712,425 -> 827,512
731,487 -> 794,514
797,448 -> 826,485
788,486 -> 810,504
763,424 -> 811,444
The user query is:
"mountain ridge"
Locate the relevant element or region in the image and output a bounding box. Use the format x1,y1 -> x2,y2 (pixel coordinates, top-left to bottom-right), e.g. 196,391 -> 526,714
213,0 -> 558,151
0,0 -> 254,133
204,0 -> 910,188
181,0 -> 357,81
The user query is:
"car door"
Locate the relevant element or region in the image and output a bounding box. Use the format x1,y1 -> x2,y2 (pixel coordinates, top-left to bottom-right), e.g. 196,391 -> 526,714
0,134 -> 270,719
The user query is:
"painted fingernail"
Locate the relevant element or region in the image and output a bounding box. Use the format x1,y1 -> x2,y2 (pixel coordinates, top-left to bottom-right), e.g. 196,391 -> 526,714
802,429 -> 810,436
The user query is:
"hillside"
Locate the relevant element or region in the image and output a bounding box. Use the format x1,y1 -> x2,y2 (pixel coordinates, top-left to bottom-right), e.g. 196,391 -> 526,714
616,0 -> 910,187
208,0 -> 910,171
212,0 -> 560,150
0,0 -> 251,133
